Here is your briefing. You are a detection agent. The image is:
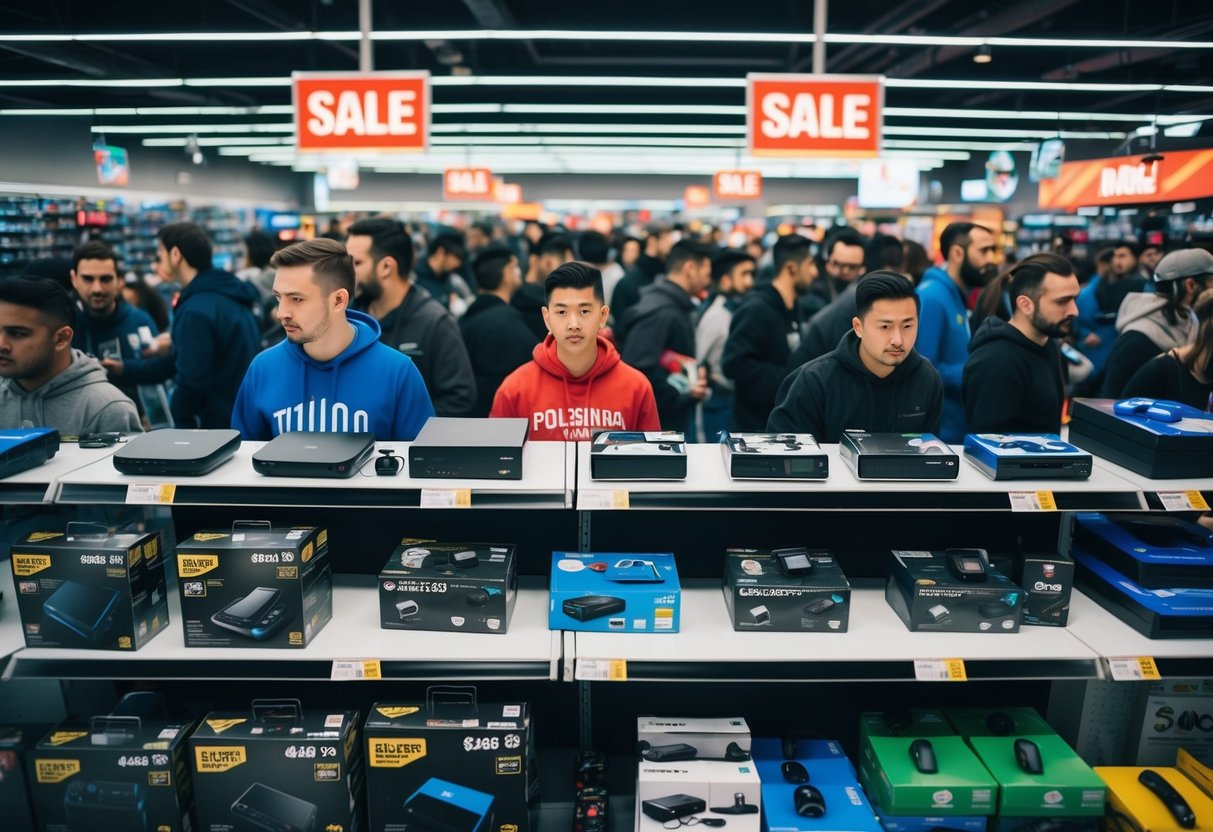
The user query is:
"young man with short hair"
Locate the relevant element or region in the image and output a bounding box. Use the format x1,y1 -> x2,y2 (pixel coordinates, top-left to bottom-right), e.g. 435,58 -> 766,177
514,232 -> 576,340
460,245 -> 537,417
696,248 -> 755,439
231,239 -> 434,440
768,272 -> 942,441
413,231 -> 468,310
490,262 -> 658,441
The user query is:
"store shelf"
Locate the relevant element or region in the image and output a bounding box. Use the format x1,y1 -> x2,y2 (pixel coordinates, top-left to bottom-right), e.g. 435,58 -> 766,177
6,575 -> 561,682
0,445 -> 118,504
0,570 -> 27,675
55,441 -> 572,509
1066,590 -> 1213,679
576,443 -> 1146,512
1090,459 -> 1213,512
568,580 -> 1104,682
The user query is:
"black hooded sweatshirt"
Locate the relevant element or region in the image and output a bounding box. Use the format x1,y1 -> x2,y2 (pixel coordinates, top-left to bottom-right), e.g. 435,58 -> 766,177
620,279 -> 698,431
767,331 -> 942,441
459,294 -> 539,417
721,283 -> 802,431
962,316 -> 1065,434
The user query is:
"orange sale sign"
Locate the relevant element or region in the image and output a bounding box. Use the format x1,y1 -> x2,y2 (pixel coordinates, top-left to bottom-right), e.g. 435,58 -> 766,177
713,170 -> 763,200
443,168 -> 494,201
293,71 -> 429,153
747,74 -> 883,157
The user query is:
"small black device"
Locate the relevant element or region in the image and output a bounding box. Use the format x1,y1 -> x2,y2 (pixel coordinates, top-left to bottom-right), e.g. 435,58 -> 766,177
252,431 -> 374,479
590,430 -> 687,480
375,448 -> 402,475
64,779 -> 147,832
231,782 -> 318,832
804,597 -> 835,615
409,417 -> 528,480
979,600 -> 1016,619
883,710 -> 913,734
562,595 -> 626,621
774,546 -> 814,576
909,739 -> 938,774
113,428 -> 240,475
466,589 -> 489,607
641,794 -> 707,823
1138,769 -> 1196,829
210,587 -> 289,640
781,761 -> 810,784
42,581 -> 119,643
946,549 -> 988,582
396,599 -> 419,619
721,431 -> 829,480
641,743 -> 697,762
793,784 -> 826,818
0,427 -> 59,478
781,736 -> 798,760
711,792 -> 758,815
78,431 -> 121,448
985,711 -> 1015,736
1014,738 -> 1044,775
839,431 -> 959,480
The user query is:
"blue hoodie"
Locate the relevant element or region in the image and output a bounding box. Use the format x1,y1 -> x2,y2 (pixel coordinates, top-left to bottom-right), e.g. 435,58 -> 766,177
915,265 -> 970,442
231,309 -> 434,440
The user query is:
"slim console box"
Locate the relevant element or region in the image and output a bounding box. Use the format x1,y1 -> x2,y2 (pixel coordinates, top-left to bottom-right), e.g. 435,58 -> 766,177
720,432 -> 828,480
1074,512 -> 1213,589
10,525 -> 168,650
1072,546 -> 1213,638
549,551 -> 681,633
252,431 -> 375,478
722,548 -> 850,632
886,549 -> 1024,633
840,431 -> 959,480
589,431 -> 687,480
963,433 -> 1092,480
174,524 -> 331,648
1069,397 -> 1213,479
190,700 -> 362,832
378,540 -> 517,634
112,428 -> 241,475
0,427 -> 59,478
408,417 -> 528,480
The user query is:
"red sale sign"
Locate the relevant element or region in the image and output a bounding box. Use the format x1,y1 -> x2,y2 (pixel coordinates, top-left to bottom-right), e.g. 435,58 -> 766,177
713,170 -> 763,200
747,74 -> 883,157
443,168 -> 494,201
293,71 -> 429,153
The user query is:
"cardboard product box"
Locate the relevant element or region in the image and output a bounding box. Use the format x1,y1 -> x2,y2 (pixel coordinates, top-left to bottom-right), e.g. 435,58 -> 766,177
27,695 -> 194,832
989,550 -> 1075,627
942,708 -> 1057,740
1130,679 -> 1213,766
869,802 -> 987,832
175,525 -> 332,648
589,431 -> 687,480
189,700 -> 362,832
637,717 -> 751,763
1096,750 -> 1213,832
964,735 -> 1105,816
722,549 -> 851,633
1072,546 -> 1213,639
549,552 -> 680,633
761,781 -> 882,832
636,760 -> 761,832
885,550 -> 1024,634
0,725 -> 44,832
1069,397 -> 1213,479
378,541 -> 517,634
752,737 -> 858,785
1074,512 -> 1213,590
859,710 -> 959,743
10,525 -> 168,650
363,694 -> 538,832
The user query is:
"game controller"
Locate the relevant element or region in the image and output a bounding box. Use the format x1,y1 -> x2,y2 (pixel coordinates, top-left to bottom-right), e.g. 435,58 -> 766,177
1113,397 -> 1185,423
987,435 -> 1071,452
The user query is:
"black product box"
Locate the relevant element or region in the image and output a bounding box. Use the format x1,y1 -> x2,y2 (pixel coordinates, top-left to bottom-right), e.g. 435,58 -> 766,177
721,548 -> 851,632
589,431 -> 687,480
886,549 -> 1024,633
190,700 -> 362,832
990,549 -> 1075,627
408,417 -> 528,480
720,432 -> 828,479
1069,397 -> 1213,479
378,541 -> 517,634
1073,512 -> 1213,589
840,431 -> 959,480
0,725 -> 43,832
363,691 -> 538,832
28,694 -> 194,832
10,525 -> 169,650
174,524 -> 331,648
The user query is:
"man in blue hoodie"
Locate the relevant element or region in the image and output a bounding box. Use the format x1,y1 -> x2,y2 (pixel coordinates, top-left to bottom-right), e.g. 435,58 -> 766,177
231,238 -> 434,440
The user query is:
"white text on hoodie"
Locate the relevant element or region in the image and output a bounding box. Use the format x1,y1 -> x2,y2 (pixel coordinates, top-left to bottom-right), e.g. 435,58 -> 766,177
274,398 -> 370,433
533,407 -> 625,440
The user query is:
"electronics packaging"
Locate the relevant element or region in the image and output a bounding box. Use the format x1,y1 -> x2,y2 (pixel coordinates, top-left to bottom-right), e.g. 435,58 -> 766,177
719,432 -> 828,480
1072,546 -> 1213,639
636,760 -> 761,832
1095,750 -> 1213,832
548,551 -> 680,633
1074,512 -> 1213,589
1068,397 -> 1213,479
1129,680 -> 1213,767
588,431 -> 687,480
378,540 -> 517,634
0,427 -> 59,478
174,524 -> 332,648
990,549 -> 1075,627
408,416 -> 528,480
0,725 -> 41,832
839,432 -> 959,481
363,690 -> 538,832
962,433 -> 1092,481
885,549 -> 1024,633
189,699 -> 362,832
752,737 -> 882,832
637,717 -> 751,763
10,525 -> 168,650
721,548 -> 851,632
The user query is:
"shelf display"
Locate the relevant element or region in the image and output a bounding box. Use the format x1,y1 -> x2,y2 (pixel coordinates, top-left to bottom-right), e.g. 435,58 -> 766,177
377,541 -> 518,634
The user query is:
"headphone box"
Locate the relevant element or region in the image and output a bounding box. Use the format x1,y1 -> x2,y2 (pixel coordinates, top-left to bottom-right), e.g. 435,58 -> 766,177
378,540 -> 517,634
1095,751 -> 1213,832
174,525 -> 331,649
885,550 -> 1024,633
637,717 -> 751,763
549,551 -> 681,633
722,549 -> 851,632
11,526 -> 168,651
636,760 -> 761,832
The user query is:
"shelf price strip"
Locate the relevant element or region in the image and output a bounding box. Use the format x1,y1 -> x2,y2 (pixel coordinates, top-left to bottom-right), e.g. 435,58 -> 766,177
913,658 -> 967,681
1156,491 -> 1210,512
575,659 -> 628,681
579,490 -> 630,510
125,483 -> 176,504
330,659 -> 382,681
1107,656 -> 1161,681
1008,491 -> 1056,512
419,488 -> 472,508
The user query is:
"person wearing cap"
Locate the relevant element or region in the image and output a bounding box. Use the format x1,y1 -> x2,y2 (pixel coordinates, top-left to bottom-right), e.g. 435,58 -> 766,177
1099,248 -> 1213,398
1124,286 -> 1213,412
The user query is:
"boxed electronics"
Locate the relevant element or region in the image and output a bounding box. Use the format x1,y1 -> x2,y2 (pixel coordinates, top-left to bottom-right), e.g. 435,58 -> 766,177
10,523 -> 168,650
363,689 -> 538,832
839,432 -> 959,481
28,693 -> 194,832
589,431 -> 687,480
962,433 -> 1092,481
1074,512 -> 1213,589
378,540 -> 517,634
1095,750 -> 1213,832
989,548 -> 1075,627
408,416 -> 528,480
1129,679 -> 1213,766
720,432 -> 828,480
190,699 -> 362,832
548,551 -> 680,633
0,426 -> 59,478
636,760 -> 761,832
885,549 -> 1024,633
1068,397 -> 1213,479
637,717 -> 751,763
1071,546 -> 1213,639
752,738 -> 882,832
721,548 -> 851,632
174,523 -> 331,648
0,725 -> 42,832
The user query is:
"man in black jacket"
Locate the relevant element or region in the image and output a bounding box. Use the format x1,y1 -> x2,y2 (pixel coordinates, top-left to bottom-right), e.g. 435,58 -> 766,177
962,253 -> 1079,434
347,218 -> 476,416
460,245 -> 537,417
768,272 -> 941,441
620,240 -> 712,431
514,232 -> 574,341
610,224 -> 676,336
721,234 -> 816,431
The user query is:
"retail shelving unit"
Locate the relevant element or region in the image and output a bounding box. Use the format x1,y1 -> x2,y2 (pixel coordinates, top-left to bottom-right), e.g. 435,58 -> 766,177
0,445 -> 117,505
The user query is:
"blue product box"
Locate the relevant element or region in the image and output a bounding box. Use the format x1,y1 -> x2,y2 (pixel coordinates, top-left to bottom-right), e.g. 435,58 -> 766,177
1072,545 -> 1213,639
762,782 -> 882,832
752,738 -> 859,785
403,777 -> 494,832
962,434 -> 1091,481
1074,512 -> 1213,589
548,552 -> 680,633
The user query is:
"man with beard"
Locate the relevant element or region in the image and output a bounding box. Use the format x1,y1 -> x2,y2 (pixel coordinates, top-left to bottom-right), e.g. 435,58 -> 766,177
696,249 -> 755,439
916,222 -> 997,441
962,253 -> 1080,434
231,239 -> 433,440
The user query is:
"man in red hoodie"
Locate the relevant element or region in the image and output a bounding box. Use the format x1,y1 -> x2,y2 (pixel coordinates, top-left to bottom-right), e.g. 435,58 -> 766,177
490,261 -> 660,440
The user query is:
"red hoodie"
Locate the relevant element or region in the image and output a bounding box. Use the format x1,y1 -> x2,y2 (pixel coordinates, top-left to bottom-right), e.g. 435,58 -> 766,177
490,334 -> 660,441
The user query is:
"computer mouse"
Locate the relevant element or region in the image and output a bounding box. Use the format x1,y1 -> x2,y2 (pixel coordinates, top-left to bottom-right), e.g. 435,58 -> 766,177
985,711 -> 1015,736
909,739 -> 938,774
781,735 -> 798,760
586,562 -> 608,572
781,760 -> 810,784
724,741 -> 750,762
466,589 -> 489,607
1138,769 -> 1196,829
1014,738 -> 1044,775
793,784 -> 826,818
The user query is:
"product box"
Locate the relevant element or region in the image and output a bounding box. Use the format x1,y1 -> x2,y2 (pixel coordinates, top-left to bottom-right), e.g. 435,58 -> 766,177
1069,397 -> 1213,479
839,432 -> 959,481
965,735 -> 1105,816
722,549 -> 850,632
0,426 -> 59,478
10,525 -> 168,650
637,717 -> 751,763
860,710 -> 959,742
1074,512 -> 1213,589
548,551 -> 680,633
1072,546 -> 1213,639
962,433 -> 1092,481
1096,750 -> 1213,832
943,708 -> 1056,740
870,802 -> 987,832
885,549 -> 1024,633
1130,679 -> 1213,766
174,524 -> 332,648
0,725 -> 42,832
753,736 -> 882,832
363,692 -> 538,832
636,760 -> 761,832
720,432 -> 829,480
752,737 -> 858,785
28,694 -> 194,832
589,431 -> 687,480
989,550 -> 1075,627
378,540 -> 517,634
190,699 -> 362,832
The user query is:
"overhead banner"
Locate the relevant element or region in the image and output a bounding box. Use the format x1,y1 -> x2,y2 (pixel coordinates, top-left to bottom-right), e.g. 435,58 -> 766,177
443,168 -> 494,201
747,74 -> 883,157
293,71 -> 430,153
713,170 -> 763,200
1038,148 -> 1213,210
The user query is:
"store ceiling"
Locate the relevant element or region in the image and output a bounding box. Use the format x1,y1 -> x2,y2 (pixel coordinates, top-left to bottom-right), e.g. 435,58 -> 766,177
1,0 -> 1212,176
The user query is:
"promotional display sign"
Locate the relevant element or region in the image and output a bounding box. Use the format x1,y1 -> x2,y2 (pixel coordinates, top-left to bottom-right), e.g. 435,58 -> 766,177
684,185 -> 711,208
293,71 -> 430,153
443,167 -> 494,201
747,74 -> 883,157
713,170 -> 763,200
495,181 -> 523,204
1038,148 -> 1213,210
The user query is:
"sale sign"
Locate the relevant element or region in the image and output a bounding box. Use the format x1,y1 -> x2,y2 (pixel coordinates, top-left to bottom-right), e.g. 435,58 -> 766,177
293,71 -> 429,153
1038,148 -> 1213,210
443,168 -> 494,201
747,74 -> 883,157
713,170 -> 763,200
684,185 -> 711,208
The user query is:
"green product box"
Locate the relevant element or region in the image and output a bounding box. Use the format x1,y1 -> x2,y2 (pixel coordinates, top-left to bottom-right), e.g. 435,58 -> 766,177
859,735 -> 998,816
966,735 -> 1105,816
859,710 -> 957,741
942,708 -> 1056,739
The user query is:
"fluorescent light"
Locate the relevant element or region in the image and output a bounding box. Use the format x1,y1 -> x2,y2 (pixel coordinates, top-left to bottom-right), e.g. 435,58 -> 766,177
884,107 -> 1213,124
884,125 -> 1125,139
432,122 -> 745,135
144,137 -> 291,147
886,78 -> 1169,92
374,28 -> 818,43
433,135 -> 746,147
501,103 -> 747,115
430,75 -> 747,88
431,103 -> 504,114
1164,122 -> 1204,138
182,77 -> 291,87
0,78 -> 184,87
92,123 -> 294,134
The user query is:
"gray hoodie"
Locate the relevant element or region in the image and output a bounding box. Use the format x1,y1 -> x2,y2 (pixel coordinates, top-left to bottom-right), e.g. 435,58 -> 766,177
1116,292 -> 1197,352
0,349 -> 142,436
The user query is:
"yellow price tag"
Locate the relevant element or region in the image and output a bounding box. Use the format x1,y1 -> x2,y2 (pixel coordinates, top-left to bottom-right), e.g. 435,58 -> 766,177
913,659 -> 967,681
1187,491 -> 1210,511
361,660 -> 383,680
607,659 -> 628,681
1108,656 -> 1162,681
419,488 -> 472,508
611,490 -> 630,510
126,483 -> 176,504
576,659 -> 629,681
945,659 -> 968,681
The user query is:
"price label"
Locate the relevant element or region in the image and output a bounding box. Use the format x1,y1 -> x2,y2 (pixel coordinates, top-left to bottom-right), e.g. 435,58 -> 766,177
1008,491 -> 1056,512
331,659 -> 382,681
1107,656 -> 1161,681
125,483 -> 176,504
579,490 -> 630,510
1156,491 -> 1211,512
914,659 -> 967,681
575,659 -> 628,681
420,488 -> 472,508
